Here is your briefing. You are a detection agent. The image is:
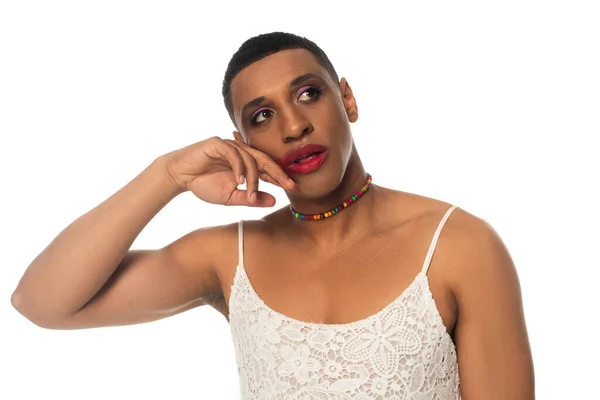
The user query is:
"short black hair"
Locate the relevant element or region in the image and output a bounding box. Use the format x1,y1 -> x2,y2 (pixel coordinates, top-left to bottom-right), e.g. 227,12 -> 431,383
222,31 -> 340,124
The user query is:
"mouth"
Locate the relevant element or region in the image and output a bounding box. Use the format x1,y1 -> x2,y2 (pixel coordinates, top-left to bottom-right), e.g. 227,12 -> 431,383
277,144 -> 329,174
291,151 -> 325,164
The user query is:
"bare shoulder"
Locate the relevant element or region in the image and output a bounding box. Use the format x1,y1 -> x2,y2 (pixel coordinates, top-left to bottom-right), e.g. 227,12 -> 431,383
240,204 -> 293,236
381,187 -> 518,294
387,188 -> 505,253
169,221 -> 242,270
428,202 -> 534,397
165,222 -> 236,260
375,187 -> 456,226
182,213 -> 287,294
401,192 -> 519,292
435,205 -> 518,298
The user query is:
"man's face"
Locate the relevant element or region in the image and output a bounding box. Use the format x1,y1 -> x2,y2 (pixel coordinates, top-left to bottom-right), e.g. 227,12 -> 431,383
229,48 -> 358,192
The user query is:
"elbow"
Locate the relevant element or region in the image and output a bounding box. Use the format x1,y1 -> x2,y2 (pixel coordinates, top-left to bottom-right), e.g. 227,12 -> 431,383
10,289 -> 25,321
11,289 -> 43,327
11,289 -> 70,330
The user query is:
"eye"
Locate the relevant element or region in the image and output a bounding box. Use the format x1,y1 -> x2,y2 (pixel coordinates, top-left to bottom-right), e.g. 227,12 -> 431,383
297,86 -> 323,102
251,108 -> 274,125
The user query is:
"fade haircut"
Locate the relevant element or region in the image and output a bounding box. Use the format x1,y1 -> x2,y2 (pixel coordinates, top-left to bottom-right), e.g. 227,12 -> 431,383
222,32 -> 340,124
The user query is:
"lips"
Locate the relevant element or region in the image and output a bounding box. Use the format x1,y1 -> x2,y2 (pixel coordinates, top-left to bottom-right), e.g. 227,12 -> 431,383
276,144 -> 328,169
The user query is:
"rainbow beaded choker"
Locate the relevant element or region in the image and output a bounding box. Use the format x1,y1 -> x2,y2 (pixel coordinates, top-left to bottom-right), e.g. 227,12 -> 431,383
289,173 -> 373,220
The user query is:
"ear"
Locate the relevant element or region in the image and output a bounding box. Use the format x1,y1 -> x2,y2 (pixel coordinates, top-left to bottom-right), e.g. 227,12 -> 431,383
339,77 -> 358,123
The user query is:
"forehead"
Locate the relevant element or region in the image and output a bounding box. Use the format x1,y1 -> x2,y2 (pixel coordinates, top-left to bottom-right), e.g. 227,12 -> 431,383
230,48 -> 333,113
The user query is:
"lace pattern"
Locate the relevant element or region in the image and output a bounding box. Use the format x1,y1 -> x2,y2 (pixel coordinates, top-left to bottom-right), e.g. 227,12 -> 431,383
228,264 -> 461,399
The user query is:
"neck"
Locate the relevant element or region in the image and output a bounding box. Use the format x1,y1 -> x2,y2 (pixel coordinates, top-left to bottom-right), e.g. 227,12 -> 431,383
286,167 -> 384,248
290,173 -> 372,220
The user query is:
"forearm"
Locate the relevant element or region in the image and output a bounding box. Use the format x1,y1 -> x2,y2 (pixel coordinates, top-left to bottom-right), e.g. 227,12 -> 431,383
12,155 -> 183,322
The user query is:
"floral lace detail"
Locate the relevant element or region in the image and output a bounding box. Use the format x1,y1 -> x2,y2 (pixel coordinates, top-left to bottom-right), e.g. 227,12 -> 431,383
228,264 -> 461,399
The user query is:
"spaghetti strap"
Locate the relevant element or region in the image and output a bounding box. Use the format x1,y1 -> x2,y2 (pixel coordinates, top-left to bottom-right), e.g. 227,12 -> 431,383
421,205 -> 458,275
238,220 -> 244,267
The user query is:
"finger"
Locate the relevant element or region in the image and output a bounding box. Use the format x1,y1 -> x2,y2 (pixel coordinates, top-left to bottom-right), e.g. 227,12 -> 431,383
259,171 -> 282,187
226,190 -> 276,208
214,139 -> 246,184
257,158 -> 296,190
232,139 -> 296,190
227,141 -> 259,204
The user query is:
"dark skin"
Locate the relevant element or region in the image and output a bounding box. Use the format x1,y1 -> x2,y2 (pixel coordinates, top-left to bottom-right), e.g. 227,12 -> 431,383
12,47 -> 534,398
230,48 -> 377,246
214,48 -> 535,398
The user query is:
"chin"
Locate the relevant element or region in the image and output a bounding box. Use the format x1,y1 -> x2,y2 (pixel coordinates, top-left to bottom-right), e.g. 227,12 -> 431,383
291,169 -> 345,199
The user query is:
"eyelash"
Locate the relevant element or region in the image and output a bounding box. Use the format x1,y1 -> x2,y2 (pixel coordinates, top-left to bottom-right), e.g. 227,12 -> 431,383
298,85 -> 324,101
250,85 -> 324,125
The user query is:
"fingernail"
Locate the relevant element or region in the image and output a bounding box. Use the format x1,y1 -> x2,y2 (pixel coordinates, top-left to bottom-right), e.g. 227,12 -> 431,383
239,175 -> 245,184
251,192 -> 257,203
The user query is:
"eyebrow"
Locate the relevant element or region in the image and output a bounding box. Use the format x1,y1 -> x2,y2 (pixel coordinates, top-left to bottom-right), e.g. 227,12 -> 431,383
290,72 -> 322,87
239,73 -> 324,119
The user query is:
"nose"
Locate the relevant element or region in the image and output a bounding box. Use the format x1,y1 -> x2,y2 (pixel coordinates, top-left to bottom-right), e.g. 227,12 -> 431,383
279,106 -> 313,143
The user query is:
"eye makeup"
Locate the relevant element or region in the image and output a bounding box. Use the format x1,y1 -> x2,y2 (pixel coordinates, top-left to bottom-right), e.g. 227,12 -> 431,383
296,85 -> 324,102
250,108 -> 273,125
246,82 -> 326,126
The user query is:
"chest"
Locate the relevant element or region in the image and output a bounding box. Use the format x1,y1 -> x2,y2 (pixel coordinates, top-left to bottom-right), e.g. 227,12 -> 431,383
220,227 -> 458,335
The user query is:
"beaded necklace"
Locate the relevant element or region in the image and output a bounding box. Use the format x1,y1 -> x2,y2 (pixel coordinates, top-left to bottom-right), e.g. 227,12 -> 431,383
289,173 -> 373,220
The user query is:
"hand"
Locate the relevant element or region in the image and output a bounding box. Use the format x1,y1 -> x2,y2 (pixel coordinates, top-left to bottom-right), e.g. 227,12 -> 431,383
161,136 -> 295,207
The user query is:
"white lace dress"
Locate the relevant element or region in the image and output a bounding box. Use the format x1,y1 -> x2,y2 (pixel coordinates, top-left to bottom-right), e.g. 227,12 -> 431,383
228,206 -> 461,399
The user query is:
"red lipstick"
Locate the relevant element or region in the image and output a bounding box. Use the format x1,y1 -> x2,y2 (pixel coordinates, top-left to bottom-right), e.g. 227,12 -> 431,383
276,144 -> 328,174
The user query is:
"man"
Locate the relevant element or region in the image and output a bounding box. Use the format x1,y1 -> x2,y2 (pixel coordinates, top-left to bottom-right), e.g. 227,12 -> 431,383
12,32 -> 534,399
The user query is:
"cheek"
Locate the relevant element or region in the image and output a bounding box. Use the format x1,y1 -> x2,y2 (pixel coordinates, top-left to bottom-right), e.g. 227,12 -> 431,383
316,98 -> 349,128
245,133 -> 278,157
327,102 -> 352,136
242,123 -> 275,148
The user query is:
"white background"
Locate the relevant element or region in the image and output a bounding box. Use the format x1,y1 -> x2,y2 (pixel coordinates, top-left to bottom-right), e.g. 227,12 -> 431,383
1,1 -> 598,398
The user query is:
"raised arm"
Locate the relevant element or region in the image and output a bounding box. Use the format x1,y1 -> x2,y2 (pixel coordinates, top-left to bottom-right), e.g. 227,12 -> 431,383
11,137 -> 294,329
